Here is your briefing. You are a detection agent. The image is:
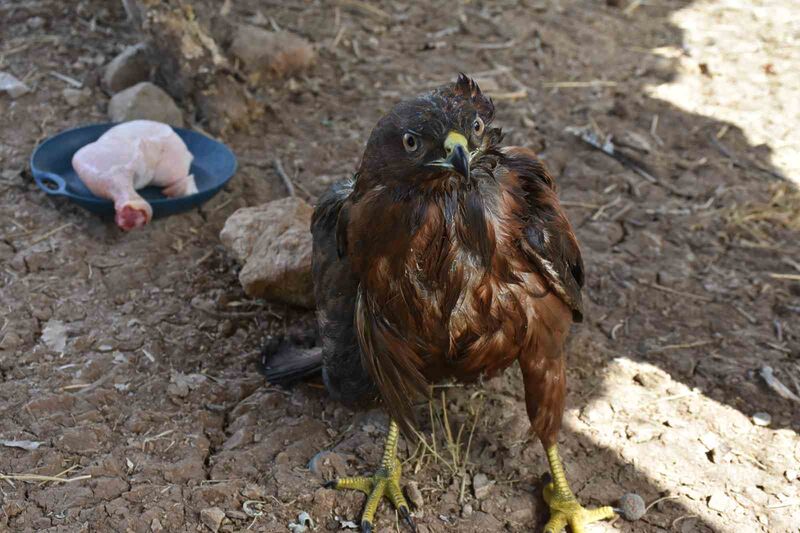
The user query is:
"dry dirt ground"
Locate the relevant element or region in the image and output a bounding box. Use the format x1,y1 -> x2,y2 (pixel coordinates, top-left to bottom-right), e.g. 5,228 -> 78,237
1,1 -> 800,532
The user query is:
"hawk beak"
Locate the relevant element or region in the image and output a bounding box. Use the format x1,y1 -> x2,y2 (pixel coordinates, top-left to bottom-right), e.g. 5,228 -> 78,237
443,131 -> 470,179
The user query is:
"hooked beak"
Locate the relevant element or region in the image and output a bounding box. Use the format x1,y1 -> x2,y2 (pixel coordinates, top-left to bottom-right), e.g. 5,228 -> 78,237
427,131 -> 471,179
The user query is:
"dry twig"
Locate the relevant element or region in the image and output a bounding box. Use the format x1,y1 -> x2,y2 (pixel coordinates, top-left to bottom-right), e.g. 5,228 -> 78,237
273,159 -> 295,197
641,281 -> 714,302
0,473 -> 91,484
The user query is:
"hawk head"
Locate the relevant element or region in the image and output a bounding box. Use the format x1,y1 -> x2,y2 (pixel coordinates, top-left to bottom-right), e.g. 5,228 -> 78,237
357,74 -> 500,190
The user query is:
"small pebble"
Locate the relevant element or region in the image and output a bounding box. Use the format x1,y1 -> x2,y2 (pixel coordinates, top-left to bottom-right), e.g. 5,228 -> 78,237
199,507 -> 225,532
752,412 -> 771,427
472,472 -> 493,500
617,493 -> 646,521
63,87 -> 89,107
406,481 -> 424,509
27,16 -> 45,29
785,469 -> 798,482
288,512 -> 314,533
707,491 -> 735,513
461,503 -> 474,519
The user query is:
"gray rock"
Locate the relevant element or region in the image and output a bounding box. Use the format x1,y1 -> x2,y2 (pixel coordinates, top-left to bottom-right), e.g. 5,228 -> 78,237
27,16 -> 45,30
63,87 -> 90,107
618,493 -> 646,521
0,72 -> 30,98
220,197 -> 314,308
200,507 -> 225,532
241,226 -> 313,307
752,412 -> 771,427
472,472 -> 494,500
103,43 -> 150,93
230,25 -> 315,80
108,82 -> 183,126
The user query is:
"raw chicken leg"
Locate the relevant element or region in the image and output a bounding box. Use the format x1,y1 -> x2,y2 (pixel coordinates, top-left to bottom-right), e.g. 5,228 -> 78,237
72,120 -> 198,231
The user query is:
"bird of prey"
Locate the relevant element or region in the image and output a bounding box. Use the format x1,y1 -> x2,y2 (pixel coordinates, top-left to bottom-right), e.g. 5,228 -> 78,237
264,74 -> 616,533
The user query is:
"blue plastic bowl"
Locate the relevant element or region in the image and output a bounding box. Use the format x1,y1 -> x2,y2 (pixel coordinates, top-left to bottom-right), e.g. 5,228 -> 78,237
30,123 -> 237,219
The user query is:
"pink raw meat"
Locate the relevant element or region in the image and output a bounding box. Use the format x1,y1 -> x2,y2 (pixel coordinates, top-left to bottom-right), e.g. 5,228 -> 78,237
72,120 -> 198,231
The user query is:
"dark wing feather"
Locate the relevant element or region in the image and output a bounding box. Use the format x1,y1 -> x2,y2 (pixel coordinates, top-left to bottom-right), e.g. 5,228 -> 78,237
355,287 -> 430,437
311,178 -> 377,403
502,147 -> 585,322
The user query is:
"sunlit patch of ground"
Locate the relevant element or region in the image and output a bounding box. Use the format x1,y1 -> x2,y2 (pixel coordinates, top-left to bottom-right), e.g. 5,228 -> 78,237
645,0 -> 800,182
565,357 -> 800,531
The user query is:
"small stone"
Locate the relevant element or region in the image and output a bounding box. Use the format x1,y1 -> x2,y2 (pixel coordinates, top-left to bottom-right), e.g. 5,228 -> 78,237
167,380 -> 190,398
230,25 -> 315,81
62,87 -> 90,107
0,331 -> 22,350
752,412 -> 771,427
785,469 -> 797,482
406,481 -> 424,509
108,81 -> 183,126
0,71 -> 31,98
27,16 -> 45,29
103,43 -> 150,93
200,507 -> 226,532
472,473 -> 494,500
220,198 -> 314,308
707,491 -> 735,513
461,503 -> 474,519
150,518 -> 163,532
218,319 -> 235,338
618,493 -> 646,521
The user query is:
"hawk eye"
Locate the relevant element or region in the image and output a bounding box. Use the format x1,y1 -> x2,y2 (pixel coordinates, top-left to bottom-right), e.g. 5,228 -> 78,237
403,132 -> 419,153
472,117 -> 485,136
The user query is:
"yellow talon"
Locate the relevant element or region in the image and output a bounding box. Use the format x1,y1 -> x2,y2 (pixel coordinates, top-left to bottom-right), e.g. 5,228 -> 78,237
542,445 -> 616,533
325,421 -> 415,533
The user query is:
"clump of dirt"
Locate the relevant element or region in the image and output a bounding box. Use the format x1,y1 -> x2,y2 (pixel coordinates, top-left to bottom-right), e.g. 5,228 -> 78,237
1,1 -> 798,532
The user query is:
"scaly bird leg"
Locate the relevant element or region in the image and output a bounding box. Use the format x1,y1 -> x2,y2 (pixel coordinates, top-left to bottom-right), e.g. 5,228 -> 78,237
543,445 -> 616,533
326,420 -> 415,533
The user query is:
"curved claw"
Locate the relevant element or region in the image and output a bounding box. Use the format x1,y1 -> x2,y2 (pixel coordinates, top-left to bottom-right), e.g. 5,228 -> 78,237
399,506 -> 417,532
542,445 -> 616,532
325,421 -> 416,531
543,483 -> 616,533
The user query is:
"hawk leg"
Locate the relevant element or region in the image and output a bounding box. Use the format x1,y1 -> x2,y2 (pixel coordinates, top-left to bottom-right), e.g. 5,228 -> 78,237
543,445 -> 616,533
326,420 -> 415,533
